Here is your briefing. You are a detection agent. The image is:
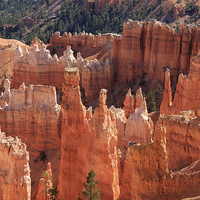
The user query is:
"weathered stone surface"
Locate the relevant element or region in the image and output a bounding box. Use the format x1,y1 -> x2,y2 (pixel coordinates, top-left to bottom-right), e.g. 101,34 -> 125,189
0,82 -> 61,155
126,125 -> 200,199
109,105 -> 127,148
158,111 -> 200,171
12,45 -> 114,103
123,87 -> 143,118
0,130 -> 31,200
125,99 -> 153,144
0,78 -> 11,107
59,67 -> 119,200
111,20 -> 200,84
50,31 -> 121,49
36,162 -> 53,200
160,54 -> 200,116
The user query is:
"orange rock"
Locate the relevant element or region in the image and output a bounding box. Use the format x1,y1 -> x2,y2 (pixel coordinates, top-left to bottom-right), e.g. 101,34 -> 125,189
125,125 -> 200,199
160,54 -> 200,116
50,31 -> 121,49
111,20 -> 200,84
12,44 -> 113,103
123,88 -> 135,118
59,67 -> 119,200
158,111 -> 200,171
0,129 -> 31,200
123,87 -> 143,118
0,82 -> 61,155
160,69 -> 172,116
36,162 -> 53,200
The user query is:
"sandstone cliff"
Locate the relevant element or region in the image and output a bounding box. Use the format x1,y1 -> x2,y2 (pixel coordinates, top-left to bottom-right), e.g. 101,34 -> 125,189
59,67 -> 119,200
158,111 -> 200,171
12,44 -> 114,103
160,53 -> 200,116
50,31 -> 121,49
0,129 -> 31,200
111,19 -> 200,83
0,80 -> 61,155
125,125 -> 200,199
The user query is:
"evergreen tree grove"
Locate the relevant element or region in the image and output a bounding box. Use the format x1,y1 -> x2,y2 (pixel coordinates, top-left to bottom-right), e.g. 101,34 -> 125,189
82,170 -> 101,200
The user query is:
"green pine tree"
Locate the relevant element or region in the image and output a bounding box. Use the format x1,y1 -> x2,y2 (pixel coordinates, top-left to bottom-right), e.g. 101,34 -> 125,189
82,170 -> 101,200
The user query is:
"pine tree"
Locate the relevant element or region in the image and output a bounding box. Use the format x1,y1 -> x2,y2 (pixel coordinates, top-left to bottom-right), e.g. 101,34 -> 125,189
82,170 -> 101,200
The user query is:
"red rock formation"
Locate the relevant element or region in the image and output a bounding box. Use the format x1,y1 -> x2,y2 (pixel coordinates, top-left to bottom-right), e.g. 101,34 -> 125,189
50,31 -> 121,49
0,130 -> 31,200
158,111 -> 200,171
160,69 -> 172,116
160,53 -> 200,116
109,105 -> 127,148
125,125 -> 200,199
36,162 -> 53,200
0,82 -> 61,155
12,44 -> 113,103
125,99 -> 153,144
59,67 -> 119,200
123,87 -> 143,118
111,20 -> 200,84
80,58 -> 114,102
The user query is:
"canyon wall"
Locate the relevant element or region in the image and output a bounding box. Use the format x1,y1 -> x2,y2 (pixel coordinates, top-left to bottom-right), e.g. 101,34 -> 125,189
59,67 -> 119,200
110,88 -> 154,199
158,111 -> 200,172
125,125 -> 200,199
50,31 -> 121,49
12,44 -> 114,103
0,130 -> 31,200
160,53 -> 200,116
0,79 -> 61,155
111,19 -> 200,83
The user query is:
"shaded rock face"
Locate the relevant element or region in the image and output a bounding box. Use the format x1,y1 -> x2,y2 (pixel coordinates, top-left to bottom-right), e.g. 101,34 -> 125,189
12,44 -> 114,103
123,87 -> 143,118
160,54 -> 200,116
111,20 -> 200,84
126,125 -> 200,200
158,112 -> 200,172
0,82 -> 61,155
0,130 -> 31,200
109,90 -> 154,199
36,162 -> 53,200
59,67 -> 119,200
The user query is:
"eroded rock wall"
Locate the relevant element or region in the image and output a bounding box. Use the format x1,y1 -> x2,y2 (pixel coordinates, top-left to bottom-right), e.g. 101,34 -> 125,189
50,31 -> 121,49
111,20 -> 200,83
125,126 -> 200,200
158,111 -> 200,171
160,53 -> 200,116
0,81 -> 61,155
59,67 -> 119,200
0,130 -> 31,200
12,44 -> 114,103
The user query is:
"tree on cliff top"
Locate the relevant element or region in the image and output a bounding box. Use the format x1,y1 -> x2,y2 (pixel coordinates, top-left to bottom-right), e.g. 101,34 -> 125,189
82,170 -> 101,200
